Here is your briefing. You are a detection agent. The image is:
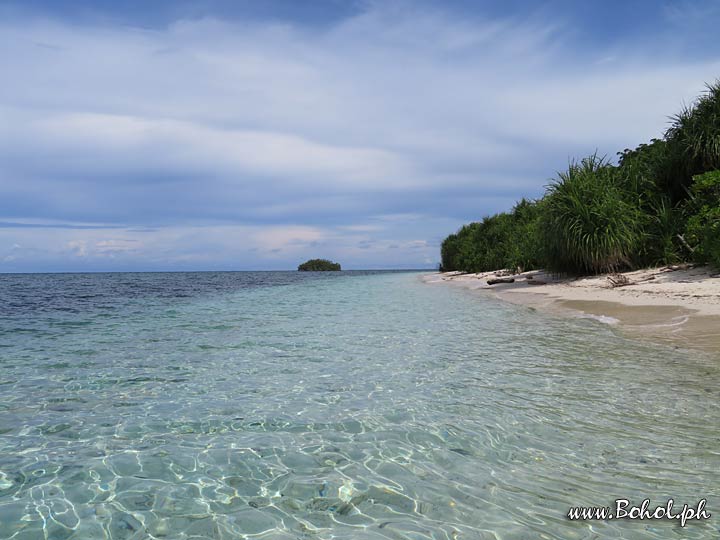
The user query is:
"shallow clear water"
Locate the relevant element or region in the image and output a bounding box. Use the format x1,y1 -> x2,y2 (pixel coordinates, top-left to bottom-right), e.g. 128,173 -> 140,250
0,271 -> 718,539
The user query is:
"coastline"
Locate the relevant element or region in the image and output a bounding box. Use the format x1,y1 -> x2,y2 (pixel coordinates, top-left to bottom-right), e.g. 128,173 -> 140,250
424,265 -> 720,354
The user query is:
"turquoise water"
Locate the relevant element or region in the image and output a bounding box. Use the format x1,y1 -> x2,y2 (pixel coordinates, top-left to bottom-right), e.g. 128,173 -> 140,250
0,271 -> 718,539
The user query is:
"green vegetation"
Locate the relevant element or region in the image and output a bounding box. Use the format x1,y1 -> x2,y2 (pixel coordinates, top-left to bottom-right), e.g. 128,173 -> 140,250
685,170 -> 720,268
541,155 -> 643,274
298,259 -> 341,271
440,198 -> 543,273
441,81 -> 720,273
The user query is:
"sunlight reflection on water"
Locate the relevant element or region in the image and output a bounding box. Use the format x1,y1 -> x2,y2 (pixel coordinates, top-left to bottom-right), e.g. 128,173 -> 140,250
0,271 -> 718,539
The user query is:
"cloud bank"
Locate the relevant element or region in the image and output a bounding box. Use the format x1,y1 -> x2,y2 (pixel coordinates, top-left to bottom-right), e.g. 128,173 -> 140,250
1,2 -> 719,270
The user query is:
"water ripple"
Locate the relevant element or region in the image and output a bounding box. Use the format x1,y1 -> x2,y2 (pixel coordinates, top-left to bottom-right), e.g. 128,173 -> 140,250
0,271 -> 718,539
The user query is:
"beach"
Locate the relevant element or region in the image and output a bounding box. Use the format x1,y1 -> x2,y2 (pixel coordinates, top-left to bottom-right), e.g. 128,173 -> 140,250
425,265 -> 720,353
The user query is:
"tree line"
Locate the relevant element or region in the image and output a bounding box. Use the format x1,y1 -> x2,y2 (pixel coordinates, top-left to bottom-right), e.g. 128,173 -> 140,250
441,81 -> 720,274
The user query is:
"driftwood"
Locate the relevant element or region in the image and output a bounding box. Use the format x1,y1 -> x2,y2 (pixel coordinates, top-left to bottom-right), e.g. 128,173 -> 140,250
607,274 -> 630,288
676,234 -> 695,254
662,263 -> 695,272
487,277 -> 515,285
526,280 -> 547,285
608,273 -> 657,288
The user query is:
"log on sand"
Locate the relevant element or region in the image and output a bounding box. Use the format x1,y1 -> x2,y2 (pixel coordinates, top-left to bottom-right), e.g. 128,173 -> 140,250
487,277 -> 515,285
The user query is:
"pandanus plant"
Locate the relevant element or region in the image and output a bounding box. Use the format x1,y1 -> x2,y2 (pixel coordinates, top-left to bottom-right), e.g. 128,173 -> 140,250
542,154 -> 643,274
664,80 -> 720,198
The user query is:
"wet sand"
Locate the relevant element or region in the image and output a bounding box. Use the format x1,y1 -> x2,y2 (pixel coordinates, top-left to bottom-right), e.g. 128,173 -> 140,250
425,266 -> 720,354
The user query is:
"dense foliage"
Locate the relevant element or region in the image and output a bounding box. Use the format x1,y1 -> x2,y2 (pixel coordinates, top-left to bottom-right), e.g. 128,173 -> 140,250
440,81 -> 720,273
541,155 -> 643,274
298,259 -> 341,271
440,199 -> 543,273
685,170 -> 720,268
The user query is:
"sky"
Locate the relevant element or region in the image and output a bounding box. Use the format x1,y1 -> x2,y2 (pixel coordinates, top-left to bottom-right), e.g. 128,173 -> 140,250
1,0 -> 720,272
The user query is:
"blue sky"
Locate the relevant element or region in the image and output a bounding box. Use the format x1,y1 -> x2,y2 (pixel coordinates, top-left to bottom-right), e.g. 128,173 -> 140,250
1,0 -> 720,271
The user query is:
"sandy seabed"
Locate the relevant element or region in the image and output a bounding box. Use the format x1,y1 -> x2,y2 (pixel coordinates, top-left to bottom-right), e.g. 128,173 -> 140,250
424,265 -> 720,354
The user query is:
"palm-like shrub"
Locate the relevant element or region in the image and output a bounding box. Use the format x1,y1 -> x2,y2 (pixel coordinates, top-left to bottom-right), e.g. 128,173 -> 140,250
642,196 -> 688,265
542,155 -> 642,274
665,81 -> 720,198
616,143 -> 688,265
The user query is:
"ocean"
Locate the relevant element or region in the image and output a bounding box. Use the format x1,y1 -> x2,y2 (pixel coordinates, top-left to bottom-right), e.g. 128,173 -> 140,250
0,271 -> 718,539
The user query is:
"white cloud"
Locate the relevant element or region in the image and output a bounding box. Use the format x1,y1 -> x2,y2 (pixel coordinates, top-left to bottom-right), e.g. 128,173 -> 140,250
252,226 -> 326,252
66,240 -> 88,257
27,112 -> 416,189
1,3 -> 718,270
0,220 -> 445,271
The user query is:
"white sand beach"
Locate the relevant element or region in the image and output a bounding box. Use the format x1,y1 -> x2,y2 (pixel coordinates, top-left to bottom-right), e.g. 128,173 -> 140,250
425,265 -> 720,353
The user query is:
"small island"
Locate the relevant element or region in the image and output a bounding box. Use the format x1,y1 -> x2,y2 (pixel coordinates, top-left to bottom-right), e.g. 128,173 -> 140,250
298,259 -> 341,271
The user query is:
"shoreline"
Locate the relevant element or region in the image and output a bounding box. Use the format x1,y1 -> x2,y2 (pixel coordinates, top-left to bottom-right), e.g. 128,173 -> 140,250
424,265 -> 720,354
